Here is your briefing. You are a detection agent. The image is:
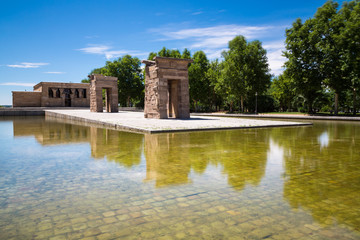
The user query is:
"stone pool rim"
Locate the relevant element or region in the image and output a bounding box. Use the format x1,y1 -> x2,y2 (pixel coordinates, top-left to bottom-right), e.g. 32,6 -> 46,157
0,108 -> 312,134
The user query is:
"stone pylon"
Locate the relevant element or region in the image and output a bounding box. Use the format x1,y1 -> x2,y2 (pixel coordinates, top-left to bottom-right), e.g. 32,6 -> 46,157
142,57 -> 193,119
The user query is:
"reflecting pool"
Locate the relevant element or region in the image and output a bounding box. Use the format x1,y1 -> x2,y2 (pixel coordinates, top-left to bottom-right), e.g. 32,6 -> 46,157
0,116 -> 359,239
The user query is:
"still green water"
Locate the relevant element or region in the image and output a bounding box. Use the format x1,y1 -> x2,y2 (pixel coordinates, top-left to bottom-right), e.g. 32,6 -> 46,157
0,116 -> 359,239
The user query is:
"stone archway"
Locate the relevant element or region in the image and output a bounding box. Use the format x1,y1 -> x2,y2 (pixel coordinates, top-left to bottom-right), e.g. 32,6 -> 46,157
89,74 -> 118,112
142,57 -> 193,119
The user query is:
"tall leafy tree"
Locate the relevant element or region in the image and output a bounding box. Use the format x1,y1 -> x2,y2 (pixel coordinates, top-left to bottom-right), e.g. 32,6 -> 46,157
206,59 -> 223,111
222,35 -> 271,112
313,1 -> 350,115
188,51 -> 210,111
339,0 -> 360,114
284,18 -> 323,113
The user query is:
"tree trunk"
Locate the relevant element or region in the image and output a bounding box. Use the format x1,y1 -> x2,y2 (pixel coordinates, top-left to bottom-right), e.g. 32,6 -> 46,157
353,88 -> 357,116
229,101 -> 233,113
308,101 -> 313,114
240,96 -> 244,113
194,100 -> 198,112
334,92 -> 339,115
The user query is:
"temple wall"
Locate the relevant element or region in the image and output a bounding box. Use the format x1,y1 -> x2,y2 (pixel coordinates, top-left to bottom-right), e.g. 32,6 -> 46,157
12,91 -> 42,107
12,82 -> 90,108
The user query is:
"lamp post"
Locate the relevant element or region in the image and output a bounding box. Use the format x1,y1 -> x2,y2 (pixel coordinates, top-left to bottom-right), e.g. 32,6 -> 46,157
255,92 -> 258,115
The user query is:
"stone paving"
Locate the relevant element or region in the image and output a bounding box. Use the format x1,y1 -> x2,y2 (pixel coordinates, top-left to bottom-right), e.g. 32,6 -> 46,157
44,109 -> 311,133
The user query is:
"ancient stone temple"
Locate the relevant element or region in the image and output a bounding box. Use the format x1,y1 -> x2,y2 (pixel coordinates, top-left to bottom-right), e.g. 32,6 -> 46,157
142,57 -> 193,119
89,74 -> 119,113
12,82 -> 90,107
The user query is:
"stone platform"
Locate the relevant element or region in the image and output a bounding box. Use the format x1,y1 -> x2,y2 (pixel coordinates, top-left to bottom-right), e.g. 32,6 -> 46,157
44,109 -> 312,134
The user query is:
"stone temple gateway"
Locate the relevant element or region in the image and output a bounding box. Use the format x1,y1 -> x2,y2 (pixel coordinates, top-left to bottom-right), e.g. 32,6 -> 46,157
89,74 -> 118,113
142,57 -> 193,119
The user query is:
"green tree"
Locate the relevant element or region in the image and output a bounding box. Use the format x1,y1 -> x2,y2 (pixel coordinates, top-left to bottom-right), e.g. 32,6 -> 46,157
206,59 -> 223,111
284,18 -> 323,113
271,74 -> 295,112
222,36 -> 271,112
339,0 -> 360,114
284,0 -> 360,114
147,52 -> 157,60
313,1 -> 350,115
188,51 -> 210,111
92,55 -> 144,107
182,48 -> 191,59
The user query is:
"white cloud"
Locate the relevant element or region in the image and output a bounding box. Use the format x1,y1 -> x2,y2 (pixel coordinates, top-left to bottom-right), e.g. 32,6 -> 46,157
43,71 -> 66,74
7,62 -> 49,68
266,49 -> 286,76
150,24 -> 287,75
0,82 -> 35,87
152,24 -> 274,41
263,40 -> 286,76
77,44 -> 148,59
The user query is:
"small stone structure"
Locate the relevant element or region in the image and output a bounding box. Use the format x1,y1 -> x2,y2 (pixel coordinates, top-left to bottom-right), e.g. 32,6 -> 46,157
12,82 -> 90,107
89,74 -> 118,113
142,57 -> 193,119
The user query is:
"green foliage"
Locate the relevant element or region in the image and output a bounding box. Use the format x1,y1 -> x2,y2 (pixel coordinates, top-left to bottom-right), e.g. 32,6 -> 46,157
270,74 -> 296,111
188,51 -> 210,111
284,0 -> 360,114
182,48 -> 191,59
221,35 -> 272,112
284,17 -> 323,113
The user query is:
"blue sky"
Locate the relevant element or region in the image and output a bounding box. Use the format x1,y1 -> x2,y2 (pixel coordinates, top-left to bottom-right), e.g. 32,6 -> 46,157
0,0 -> 346,105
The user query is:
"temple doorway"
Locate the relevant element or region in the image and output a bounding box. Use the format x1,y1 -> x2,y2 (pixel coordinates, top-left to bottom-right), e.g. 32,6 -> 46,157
168,80 -> 179,118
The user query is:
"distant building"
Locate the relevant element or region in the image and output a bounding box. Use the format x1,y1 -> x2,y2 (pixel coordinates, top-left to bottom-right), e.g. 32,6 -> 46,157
12,82 -> 90,107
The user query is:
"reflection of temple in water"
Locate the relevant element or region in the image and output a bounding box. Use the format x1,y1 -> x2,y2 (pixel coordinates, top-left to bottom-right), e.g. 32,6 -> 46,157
13,117 -> 90,145
144,133 -> 191,187
12,117 -> 144,168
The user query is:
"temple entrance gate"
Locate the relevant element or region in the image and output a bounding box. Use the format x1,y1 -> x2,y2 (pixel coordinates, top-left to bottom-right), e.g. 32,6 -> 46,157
142,57 -> 193,119
89,74 -> 118,112
64,88 -> 72,107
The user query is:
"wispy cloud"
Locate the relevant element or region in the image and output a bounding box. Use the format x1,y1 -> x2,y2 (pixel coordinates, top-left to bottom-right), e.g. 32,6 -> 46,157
151,24 -> 274,41
150,24 -> 287,75
0,82 -> 35,87
263,40 -> 287,75
192,11 -> 203,15
7,62 -> 49,68
77,44 -> 148,59
43,71 -> 66,74
85,35 -> 99,39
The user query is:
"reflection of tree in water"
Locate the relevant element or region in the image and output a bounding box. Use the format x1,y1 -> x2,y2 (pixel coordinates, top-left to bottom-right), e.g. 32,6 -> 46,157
207,130 -> 269,191
271,122 -> 360,230
144,129 -> 269,190
89,128 -> 143,168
